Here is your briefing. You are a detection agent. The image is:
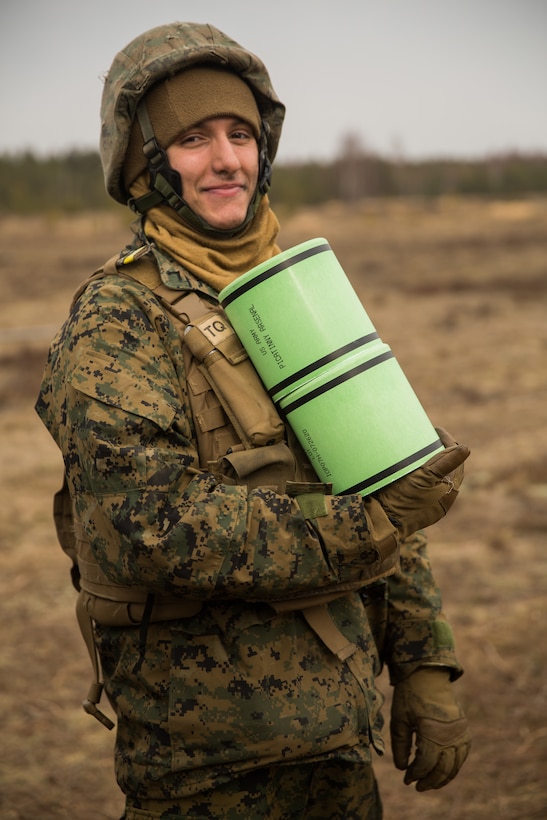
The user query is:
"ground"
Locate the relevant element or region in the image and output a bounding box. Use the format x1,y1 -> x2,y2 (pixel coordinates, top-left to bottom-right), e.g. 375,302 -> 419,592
1,196 -> 546,819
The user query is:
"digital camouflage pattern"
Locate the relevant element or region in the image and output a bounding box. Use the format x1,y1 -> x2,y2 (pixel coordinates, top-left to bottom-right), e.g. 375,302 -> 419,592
37,242 -> 405,607
36,240 -> 462,803
100,22 -> 286,205
122,758 -> 382,818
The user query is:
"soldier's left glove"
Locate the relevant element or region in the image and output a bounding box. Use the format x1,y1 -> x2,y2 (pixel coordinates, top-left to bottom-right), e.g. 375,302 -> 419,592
390,667 -> 471,791
374,427 -> 469,541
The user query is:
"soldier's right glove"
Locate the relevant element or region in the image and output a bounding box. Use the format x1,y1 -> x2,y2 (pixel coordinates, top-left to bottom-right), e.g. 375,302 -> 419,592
374,428 -> 469,540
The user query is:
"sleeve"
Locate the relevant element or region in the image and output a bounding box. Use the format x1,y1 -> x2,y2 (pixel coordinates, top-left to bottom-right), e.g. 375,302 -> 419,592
382,530 -> 463,684
51,279 -> 400,603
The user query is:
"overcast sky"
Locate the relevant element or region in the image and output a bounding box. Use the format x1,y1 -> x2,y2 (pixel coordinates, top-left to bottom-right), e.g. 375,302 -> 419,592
2,0 -> 546,163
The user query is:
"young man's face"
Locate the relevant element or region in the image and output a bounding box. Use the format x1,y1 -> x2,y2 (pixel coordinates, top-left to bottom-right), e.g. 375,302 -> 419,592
166,117 -> 259,230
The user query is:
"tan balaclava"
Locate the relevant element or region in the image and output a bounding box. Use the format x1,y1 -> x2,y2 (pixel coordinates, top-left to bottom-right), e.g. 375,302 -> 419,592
124,65 -> 281,291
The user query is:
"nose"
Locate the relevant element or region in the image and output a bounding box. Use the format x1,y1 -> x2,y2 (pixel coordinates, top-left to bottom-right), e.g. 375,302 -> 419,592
211,134 -> 241,174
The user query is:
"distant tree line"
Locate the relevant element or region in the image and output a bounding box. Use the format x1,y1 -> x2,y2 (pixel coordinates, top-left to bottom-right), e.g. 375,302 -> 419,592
1,146 -> 546,214
272,138 -> 547,208
0,151 -> 112,214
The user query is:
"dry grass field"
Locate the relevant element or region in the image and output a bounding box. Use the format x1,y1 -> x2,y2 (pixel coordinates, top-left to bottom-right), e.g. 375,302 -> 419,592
1,196 -> 546,819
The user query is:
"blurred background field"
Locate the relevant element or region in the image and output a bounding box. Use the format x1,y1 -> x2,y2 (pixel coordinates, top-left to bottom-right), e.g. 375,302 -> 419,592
1,195 -> 546,818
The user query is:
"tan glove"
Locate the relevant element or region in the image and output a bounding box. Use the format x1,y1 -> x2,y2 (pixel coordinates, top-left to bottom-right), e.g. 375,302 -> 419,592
374,427 -> 470,540
391,667 -> 471,791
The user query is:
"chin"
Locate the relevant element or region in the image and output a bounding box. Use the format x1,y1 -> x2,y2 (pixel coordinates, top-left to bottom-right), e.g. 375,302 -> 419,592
201,196 -> 253,230
206,213 -> 249,232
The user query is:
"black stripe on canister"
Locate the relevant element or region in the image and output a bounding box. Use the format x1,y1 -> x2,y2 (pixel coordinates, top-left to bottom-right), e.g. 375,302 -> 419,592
219,242 -> 331,308
281,349 -> 394,415
269,332 -> 380,398
339,439 -> 444,495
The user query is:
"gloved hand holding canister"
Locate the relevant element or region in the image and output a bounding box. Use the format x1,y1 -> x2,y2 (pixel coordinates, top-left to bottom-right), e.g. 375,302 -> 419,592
373,427 -> 469,539
390,667 -> 471,791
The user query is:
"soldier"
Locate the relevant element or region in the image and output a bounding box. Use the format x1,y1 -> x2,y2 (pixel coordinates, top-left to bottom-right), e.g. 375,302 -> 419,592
36,21 -> 471,820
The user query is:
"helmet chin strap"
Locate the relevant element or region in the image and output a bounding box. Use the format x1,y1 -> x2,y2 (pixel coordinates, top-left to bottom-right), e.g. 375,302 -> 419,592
128,101 -> 271,238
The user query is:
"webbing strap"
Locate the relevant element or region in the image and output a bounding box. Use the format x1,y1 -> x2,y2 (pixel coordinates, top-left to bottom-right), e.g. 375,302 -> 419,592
302,603 -> 358,661
104,250 -> 217,323
75,591 -> 115,730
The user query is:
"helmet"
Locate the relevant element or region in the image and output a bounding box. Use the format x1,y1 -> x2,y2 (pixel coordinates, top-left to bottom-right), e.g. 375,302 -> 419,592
100,22 -> 285,208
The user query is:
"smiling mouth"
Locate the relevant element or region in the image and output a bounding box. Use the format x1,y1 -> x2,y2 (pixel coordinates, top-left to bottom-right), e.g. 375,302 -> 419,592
205,183 -> 245,192
202,185 -> 248,202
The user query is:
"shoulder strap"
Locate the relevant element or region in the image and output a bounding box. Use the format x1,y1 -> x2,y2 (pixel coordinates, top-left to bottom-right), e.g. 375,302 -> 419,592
71,249 -> 219,349
100,250 -> 217,326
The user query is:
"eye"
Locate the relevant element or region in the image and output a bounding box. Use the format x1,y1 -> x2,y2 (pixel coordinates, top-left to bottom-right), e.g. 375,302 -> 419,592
178,133 -> 203,146
231,128 -> 254,142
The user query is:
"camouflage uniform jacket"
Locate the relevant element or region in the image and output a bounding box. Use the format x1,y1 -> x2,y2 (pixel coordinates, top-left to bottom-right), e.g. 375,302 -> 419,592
36,241 -> 462,801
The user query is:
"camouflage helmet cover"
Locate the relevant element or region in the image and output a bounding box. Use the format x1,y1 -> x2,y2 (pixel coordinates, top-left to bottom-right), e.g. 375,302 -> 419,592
100,21 -> 286,204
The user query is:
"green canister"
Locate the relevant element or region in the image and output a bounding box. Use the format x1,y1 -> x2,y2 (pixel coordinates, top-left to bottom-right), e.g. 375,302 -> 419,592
278,344 -> 442,495
219,238 -> 443,494
219,238 -> 380,403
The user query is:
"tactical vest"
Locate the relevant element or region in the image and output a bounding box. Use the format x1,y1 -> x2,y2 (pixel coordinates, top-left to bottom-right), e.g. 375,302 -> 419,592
69,249 -> 322,603
55,248 -> 392,728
